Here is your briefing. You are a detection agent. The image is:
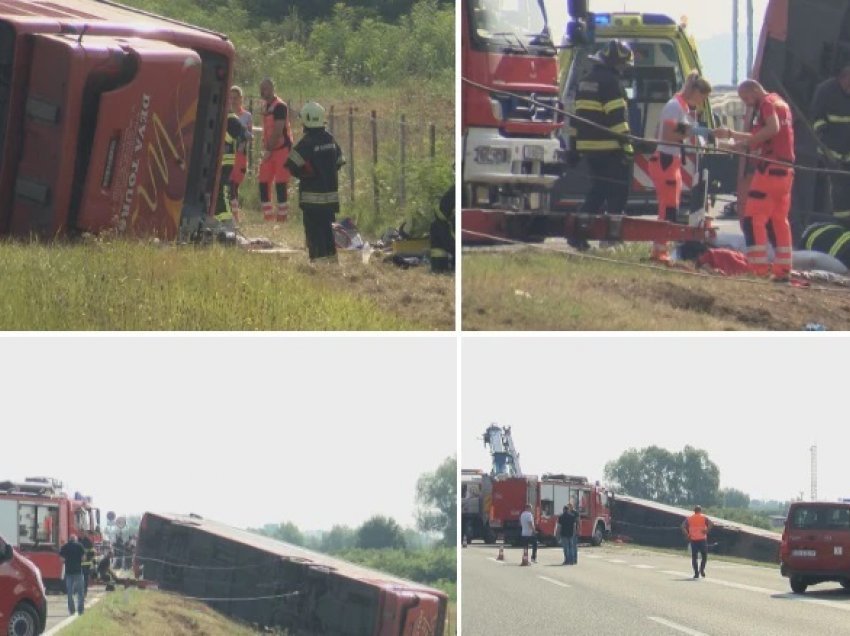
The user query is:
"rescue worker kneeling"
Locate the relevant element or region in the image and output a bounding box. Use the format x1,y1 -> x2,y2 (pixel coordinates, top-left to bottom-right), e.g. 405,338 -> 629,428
801,222 -> 850,270
717,80 -> 795,281
97,551 -> 117,590
285,102 -> 345,262
648,71 -> 714,263
430,183 -> 455,273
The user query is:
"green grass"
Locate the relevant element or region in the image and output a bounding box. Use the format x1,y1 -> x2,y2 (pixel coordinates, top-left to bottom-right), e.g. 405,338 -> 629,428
0,240 -> 417,330
60,589 -> 262,635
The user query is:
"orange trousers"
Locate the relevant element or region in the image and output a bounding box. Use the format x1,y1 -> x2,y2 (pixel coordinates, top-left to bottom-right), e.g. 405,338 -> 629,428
742,167 -> 793,277
648,152 -> 682,259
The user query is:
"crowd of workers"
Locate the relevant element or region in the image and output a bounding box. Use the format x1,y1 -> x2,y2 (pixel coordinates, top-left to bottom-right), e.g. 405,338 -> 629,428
214,79 -> 454,273
571,39 -> 850,279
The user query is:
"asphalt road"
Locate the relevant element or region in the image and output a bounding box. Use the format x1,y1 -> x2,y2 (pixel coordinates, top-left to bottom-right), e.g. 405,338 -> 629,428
462,543 -> 850,636
44,588 -> 104,633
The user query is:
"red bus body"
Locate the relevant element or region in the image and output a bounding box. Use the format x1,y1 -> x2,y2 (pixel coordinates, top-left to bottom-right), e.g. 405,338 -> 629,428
0,0 -> 234,239
137,512 -> 448,636
0,479 -> 101,586
490,474 -> 612,546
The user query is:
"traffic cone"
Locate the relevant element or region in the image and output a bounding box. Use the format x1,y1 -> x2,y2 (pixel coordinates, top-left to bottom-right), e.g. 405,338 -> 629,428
520,546 -> 530,566
497,546 -> 504,561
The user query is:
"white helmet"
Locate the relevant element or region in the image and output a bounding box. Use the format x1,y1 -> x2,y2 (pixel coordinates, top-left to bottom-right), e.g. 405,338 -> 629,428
300,101 -> 326,129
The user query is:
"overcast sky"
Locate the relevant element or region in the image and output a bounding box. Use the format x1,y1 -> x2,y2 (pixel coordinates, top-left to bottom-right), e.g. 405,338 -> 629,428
1,336 -> 456,533
462,337 -> 849,504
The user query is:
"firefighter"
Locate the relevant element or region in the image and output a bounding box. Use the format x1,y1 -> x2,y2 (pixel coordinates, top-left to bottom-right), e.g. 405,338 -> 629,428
681,505 -> 714,579
718,80 -> 795,281
285,101 -> 345,262
79,534 -> 95,597
572,39 -> 635,239
648,71 -> 714,263
810,65 -> 850,224
229,86 -> 253,223
258,78 -> 294,223
216,107 -> 247,225
430,183 -> 455,273
800,222 -> 850,269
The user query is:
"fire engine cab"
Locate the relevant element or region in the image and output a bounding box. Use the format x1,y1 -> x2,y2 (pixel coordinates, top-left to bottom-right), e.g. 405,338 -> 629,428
0,478 -> 102,588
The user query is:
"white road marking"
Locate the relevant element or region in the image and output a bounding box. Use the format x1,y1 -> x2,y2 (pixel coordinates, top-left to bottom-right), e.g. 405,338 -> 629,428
44,597 -> 103,636
633,564 -> 656,569
538,576 -> 571,588
647,616 -> 710,636
487,557 -> 506,565
608,559 -> 627,564
583,553 -> 601,559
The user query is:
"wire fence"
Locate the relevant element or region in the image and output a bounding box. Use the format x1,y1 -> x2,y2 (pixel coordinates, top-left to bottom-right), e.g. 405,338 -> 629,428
241,96 -> 454,219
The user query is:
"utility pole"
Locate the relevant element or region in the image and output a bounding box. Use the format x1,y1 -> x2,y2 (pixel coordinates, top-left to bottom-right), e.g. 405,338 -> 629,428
747,0 -> 754,78
732,0 -> 740,85
810,444 -> 818,501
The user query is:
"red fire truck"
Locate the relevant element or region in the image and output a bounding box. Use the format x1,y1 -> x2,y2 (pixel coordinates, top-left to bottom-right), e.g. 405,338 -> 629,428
490,473 -> 612,546
0,478 -> 102,588
0,0 -> 235,240
461,0 -> 563,242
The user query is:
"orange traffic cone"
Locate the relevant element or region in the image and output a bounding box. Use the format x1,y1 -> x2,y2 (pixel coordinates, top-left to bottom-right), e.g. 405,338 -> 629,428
497,546 -> 504,561
520,546 -> 530,566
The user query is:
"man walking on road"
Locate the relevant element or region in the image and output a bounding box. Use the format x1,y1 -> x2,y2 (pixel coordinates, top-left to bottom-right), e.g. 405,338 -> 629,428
682,505 -> 714,579
520,504 -> 538,563
556,504 -> 579,565
59,534 -> 86,615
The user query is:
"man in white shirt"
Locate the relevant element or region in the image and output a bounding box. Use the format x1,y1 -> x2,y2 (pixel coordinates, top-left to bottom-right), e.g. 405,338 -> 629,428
520,504 -> 537,563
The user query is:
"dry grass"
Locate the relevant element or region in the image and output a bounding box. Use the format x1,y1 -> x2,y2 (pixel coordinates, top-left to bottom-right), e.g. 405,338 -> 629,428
60,589 -> 263,635
462,244 -> 850,331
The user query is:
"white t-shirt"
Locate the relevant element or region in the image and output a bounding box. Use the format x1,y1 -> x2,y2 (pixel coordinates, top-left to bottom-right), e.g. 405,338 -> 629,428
655,94 -> 695,156
520,510 -> 535,537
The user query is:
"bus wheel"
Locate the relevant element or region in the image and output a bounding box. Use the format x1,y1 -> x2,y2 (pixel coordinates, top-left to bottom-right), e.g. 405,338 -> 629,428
591,523 -> 605,547
8,603 -> 38,636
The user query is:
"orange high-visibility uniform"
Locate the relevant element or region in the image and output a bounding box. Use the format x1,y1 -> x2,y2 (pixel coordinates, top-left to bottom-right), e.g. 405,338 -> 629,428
743,93 -> 795,278
686,513 -> 709,541
259,95 -> 293,222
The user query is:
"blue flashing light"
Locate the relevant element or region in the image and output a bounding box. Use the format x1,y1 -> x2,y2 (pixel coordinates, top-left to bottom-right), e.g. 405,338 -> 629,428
594,13 -> 611,26
642,13 -> 676,26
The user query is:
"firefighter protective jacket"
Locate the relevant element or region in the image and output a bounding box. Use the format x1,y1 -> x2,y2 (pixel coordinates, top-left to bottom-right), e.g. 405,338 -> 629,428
286,128 -> 345,213
811,78 -> 850,162
222,113 -> 246,167
574,63 -> 634,155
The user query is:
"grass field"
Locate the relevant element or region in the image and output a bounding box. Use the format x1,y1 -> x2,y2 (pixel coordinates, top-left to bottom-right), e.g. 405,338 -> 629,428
60,589 -> 262,635
463,243 -> 850,331
0,207 -> 453,331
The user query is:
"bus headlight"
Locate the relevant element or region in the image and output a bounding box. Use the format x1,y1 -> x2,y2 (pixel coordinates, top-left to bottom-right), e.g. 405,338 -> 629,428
474,146 -> 510,164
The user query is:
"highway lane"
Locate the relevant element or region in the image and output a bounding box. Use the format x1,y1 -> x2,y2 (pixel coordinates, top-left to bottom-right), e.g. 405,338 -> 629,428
44,588 -> 104,633
462,543 -> 850,635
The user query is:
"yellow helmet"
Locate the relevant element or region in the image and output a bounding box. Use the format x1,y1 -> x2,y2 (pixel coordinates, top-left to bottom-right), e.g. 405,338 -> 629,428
300,101 -> 326,129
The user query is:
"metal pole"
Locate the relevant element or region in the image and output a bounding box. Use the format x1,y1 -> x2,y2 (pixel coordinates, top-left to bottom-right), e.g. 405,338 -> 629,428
329,105 -> 335,135
400,114 -> 406,206
348,107 -> 355,204
371,110 -> 380,215
732,0 -> 739,86
746,0 -> 754,79
429,123 -> 436,159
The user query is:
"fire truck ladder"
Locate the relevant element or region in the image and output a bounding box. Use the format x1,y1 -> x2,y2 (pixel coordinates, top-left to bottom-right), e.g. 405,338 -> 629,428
483,423 -> 523,477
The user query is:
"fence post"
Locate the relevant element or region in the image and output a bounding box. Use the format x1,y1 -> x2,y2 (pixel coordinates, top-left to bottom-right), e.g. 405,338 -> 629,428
348,107 -> 355,204
328,105 -> 335,135
371,110 -> 380,215
399,114 -> 406,206
429,123 -> 436,159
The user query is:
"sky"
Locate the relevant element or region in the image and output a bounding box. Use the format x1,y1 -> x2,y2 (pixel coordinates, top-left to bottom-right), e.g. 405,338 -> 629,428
543,0 -> 771,84
0,336 -> 456,533
462,337 -> 850,504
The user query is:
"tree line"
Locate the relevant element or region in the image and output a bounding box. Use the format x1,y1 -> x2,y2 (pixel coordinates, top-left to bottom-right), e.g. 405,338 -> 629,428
604,446 -> 791,530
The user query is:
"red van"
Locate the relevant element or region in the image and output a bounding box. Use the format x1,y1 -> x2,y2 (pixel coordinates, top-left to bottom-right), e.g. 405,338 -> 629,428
780,501 -> 850,594
0,535 -> 47,636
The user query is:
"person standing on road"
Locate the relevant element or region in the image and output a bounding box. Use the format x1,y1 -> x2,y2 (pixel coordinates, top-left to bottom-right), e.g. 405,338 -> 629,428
59,534 -> 86,615
681,505 -> 714,579
79,534 -> 95,597
520,504 -> 538,563
286,101 -> 346,263
555,503 -> 579,565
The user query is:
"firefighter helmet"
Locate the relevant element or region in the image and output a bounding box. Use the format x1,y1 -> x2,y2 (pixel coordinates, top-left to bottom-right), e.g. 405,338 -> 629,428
592,40 -> 634,68
300,101 -> 326,128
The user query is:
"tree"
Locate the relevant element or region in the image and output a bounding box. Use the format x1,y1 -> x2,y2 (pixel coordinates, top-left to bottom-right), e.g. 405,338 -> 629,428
356,515 -> 406,549
415,456 -> 456,546
721,487 -> 751,509
604,446 -> 721,507
250,521 -> 305,546
321,525 -> 356,553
